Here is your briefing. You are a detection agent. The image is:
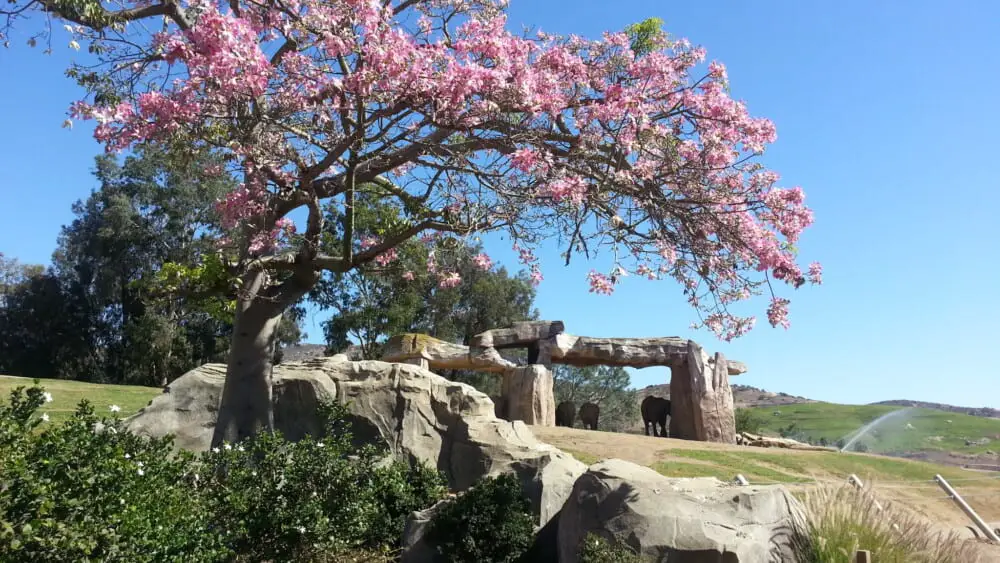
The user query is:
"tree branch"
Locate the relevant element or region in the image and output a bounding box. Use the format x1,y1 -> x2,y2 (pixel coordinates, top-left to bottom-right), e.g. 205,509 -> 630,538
38,0 -> 191,31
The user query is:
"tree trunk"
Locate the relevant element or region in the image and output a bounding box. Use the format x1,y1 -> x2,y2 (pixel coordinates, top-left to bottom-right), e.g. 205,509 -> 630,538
211,299 -> 284,448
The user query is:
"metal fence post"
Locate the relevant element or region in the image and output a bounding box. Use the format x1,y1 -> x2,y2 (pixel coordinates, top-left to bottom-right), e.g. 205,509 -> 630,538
934,474 -> 1000,543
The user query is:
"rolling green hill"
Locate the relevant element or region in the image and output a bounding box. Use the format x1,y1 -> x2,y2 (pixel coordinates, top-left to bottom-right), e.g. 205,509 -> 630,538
748,402 -> 1000,456
0,375 -> 161,425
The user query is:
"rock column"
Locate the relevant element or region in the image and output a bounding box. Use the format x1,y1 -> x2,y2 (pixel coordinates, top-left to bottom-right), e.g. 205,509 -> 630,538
668,340 -> 736,443
501,365 -> 556,426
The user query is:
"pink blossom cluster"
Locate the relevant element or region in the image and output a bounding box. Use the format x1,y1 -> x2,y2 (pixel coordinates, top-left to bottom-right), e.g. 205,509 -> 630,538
587,271 -> 615,295
512,243 -> 543,287
543,176 -> 588,205
438,272 -> 462,289
471,253 -> 493,271
360,235 -> 398,266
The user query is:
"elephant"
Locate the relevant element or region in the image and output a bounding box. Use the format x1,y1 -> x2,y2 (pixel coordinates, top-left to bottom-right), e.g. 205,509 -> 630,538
641,395 -> 671,437
491,395 -> 507,420
555,401 -> 576,427
579,402 -> 600,430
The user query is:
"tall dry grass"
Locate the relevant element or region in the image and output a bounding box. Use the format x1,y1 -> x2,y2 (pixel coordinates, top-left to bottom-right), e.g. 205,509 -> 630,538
798,483 -> 986,563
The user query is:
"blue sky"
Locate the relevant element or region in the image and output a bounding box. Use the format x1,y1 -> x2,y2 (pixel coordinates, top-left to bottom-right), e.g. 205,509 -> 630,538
1,1 -> 997,407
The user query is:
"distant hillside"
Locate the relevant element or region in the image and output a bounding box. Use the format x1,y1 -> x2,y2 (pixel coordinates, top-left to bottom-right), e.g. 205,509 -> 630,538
278,344 -> 329,363
872,400 -> 1000,420
637,383 -> 815,409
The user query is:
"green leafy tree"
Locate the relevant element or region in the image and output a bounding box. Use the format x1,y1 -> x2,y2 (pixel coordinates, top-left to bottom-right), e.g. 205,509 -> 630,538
2,145 -> 306,385
553,365 -> 639,432
0,272 -> 103,381
0,254 -> 44,309
312,194 -> 538,396
735,407 -> 765,435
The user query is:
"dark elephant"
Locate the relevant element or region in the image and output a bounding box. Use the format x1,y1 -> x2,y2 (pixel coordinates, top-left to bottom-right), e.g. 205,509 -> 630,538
579,402 -> 600,430
641,395 -> 671,437
555,401 -> 576,427
491,395 -> 507,420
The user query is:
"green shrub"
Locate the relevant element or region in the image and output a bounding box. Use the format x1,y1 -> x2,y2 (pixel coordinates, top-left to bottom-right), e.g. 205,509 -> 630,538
0,382 -> 448,563
425,472 -> 536,563
199,400 -> 448,560
579,533 -> 644,562
361,459 -> 449,549
735,407 -> 765,434
0,382 -> 230,562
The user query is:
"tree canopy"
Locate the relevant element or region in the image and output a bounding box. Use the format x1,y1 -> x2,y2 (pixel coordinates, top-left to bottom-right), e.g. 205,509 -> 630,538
4,0 -> 820,340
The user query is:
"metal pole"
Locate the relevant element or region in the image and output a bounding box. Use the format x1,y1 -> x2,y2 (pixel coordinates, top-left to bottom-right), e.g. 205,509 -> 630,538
934,474 -> 1000,543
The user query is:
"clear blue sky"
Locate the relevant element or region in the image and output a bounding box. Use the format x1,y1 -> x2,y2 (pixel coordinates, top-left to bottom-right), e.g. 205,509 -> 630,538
1,1 -> 997,407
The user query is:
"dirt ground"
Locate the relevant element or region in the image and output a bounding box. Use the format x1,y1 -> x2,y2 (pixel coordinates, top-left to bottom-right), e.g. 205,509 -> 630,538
529,425 -> 1000,560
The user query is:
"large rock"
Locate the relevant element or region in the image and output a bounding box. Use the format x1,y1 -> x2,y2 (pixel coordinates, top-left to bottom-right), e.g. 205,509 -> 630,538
558,459 -> 808,563
125,358 -> 584,526
501,365 -> 556,426
124,363 -> 339,451
382,333 -> 514,372
669,342 -> 737,443
551,334 -> 690,368
470,320 -> 565,349
737,432 -> 838,452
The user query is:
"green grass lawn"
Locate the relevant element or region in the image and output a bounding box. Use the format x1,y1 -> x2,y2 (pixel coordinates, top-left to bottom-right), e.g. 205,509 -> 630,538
748,402 -> 1000,455
0,375 -> 161,425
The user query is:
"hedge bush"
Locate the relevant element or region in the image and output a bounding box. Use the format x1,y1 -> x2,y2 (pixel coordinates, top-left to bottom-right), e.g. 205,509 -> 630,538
0,381 -> 448,562
424,472 -> 536,563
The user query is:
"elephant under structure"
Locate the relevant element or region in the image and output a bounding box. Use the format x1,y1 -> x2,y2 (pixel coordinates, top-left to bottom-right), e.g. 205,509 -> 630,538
579,402 -> 600,430
555,401 -> 576,427
641,395 -> 671,437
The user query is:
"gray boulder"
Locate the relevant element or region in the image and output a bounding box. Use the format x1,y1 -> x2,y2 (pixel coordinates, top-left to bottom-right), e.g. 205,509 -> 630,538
125,358 -> 585,527
557,459 -> 808,563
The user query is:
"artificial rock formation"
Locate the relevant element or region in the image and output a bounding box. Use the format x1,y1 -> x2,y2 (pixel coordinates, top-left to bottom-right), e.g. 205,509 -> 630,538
502,365 -> 556,426
125,358 -> 585,526
557,459 -> 808,563
668,342 -> 738,443
381,320 -> 745,443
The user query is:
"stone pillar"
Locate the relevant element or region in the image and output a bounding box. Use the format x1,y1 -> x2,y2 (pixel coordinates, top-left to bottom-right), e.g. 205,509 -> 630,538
502,365 -> 556,426
704,352 -> 737,443
668,341 -> 736,443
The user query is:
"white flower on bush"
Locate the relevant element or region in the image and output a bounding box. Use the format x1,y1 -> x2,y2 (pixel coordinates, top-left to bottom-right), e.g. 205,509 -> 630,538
296,526 -> 306,534
124,453 -> 131,459
223,443 -> 232,451
109,404 -> 121,413
137,461 -> 144,468
137,467 -> 144,476
43,392 -> 53,403
212,447 -> 220,454
40,413 -> 49,422
316,442 -> 325,448
236,444 -> 245,452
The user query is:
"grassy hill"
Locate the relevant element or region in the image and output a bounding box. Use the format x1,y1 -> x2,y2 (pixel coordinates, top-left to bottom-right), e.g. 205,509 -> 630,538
746,401 -> 1000,457
0,375 -> 161,425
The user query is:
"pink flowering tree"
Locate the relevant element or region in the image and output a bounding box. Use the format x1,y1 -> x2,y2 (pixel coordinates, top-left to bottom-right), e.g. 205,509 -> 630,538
3,1 -> 820,445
